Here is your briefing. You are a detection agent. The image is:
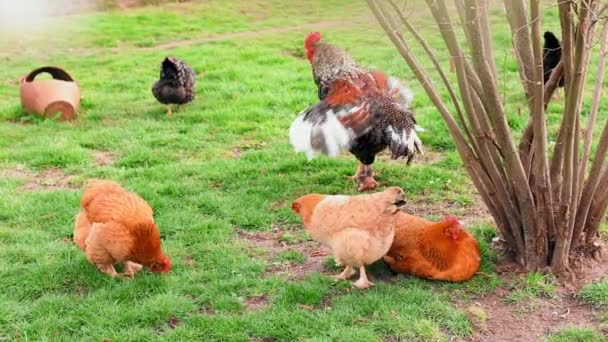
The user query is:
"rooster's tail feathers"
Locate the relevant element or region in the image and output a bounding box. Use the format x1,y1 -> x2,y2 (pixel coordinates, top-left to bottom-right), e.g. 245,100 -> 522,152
388,76 -> 413,109
289,111 -> 353,160
386,125 -> 423,163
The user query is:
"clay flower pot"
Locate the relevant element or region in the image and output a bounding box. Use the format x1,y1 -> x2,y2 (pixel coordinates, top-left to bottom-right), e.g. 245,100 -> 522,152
19,67 -> 81,121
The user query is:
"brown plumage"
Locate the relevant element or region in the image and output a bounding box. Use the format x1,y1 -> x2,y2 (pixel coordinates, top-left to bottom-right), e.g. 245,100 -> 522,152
383,214 -> 481,282
152,56 -> 196,116
291,187 -> 406,289
290,32 -> 422,192
74,180 -> 171,277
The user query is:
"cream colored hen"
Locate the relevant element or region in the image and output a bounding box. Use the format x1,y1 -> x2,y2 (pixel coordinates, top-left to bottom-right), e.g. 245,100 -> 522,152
291,187 -> 405,289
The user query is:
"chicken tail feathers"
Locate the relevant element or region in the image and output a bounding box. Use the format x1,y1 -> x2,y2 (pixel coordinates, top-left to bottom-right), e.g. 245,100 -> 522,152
381,101 -> 423,163
387,76 -> 413,109
289,101 -> 374,160
386,125 -> 423,164
161,57 -> 196,88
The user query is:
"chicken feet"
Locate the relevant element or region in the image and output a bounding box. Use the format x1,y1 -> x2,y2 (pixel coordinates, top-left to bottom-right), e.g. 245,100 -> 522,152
333,266 -> 356,280
121,261 -> 143,278
353,266 -> 374,289
333,266 -> 375,289
349,163 -> 378,192
97,264 -> 119,277
96,262 -> 143,278
166,105 -> 173,116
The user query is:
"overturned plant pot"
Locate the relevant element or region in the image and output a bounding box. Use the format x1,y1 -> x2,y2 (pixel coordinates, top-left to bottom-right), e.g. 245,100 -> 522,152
19,66 -> 80,121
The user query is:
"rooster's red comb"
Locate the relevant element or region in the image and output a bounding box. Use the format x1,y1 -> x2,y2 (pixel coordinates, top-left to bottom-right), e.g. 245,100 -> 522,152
305,32 -> 322,51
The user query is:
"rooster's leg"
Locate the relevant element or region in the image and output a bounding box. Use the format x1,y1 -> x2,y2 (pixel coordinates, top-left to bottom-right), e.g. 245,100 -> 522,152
353,266 -> 375,289
354,164 -> 378,192
348,163 -> 365,180
121,261 -> 143,278
333,265 -> 356,280
167,105 -> 173,116
97,264 -> 119,277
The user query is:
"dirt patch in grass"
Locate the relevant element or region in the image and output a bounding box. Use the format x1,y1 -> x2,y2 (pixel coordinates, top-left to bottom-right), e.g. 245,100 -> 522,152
1,166 -> 78,191
93,150 -> 116,167
460,286 -> 605,341
245,294 -> 269,311
567,244 -> 608,291
237,228 -> 329,280
416,150 -> 446,165
403,195 -> 491,226
378,149 -> 446,166
455,257 -> 608,341
155,316 -> 181,334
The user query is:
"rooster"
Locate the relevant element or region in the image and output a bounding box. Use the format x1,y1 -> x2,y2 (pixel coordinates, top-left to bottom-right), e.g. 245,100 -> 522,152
74,180 -> 171,277
292,187 -> 406,289
152,56 -> 196,116
383,214 -> 480,282
543,31 -> 563,87
289,32 -> 422,191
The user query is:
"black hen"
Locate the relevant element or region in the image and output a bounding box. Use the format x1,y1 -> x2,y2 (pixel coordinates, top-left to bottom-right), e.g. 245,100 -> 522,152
152,57 -> 196,115
543,31 -> 564,87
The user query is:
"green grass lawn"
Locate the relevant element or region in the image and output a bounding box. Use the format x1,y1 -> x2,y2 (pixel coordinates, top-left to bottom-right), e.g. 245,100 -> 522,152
0,1 -> 607,341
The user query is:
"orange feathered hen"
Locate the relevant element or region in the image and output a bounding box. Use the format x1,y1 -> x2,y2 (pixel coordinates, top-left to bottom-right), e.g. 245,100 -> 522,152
384,213 -> 480,282
292,187 -> 405,289
74,180 -> 171,277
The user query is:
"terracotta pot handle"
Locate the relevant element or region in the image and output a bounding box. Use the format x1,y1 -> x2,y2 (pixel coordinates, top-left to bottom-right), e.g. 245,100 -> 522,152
25,66 -> 74,82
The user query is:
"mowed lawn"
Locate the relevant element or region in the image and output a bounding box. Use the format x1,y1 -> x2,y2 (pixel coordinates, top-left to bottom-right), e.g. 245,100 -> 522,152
0,1 -> 606,341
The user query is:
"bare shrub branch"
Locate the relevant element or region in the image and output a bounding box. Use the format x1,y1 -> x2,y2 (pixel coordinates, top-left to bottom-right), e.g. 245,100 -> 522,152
368,0 -> 608,273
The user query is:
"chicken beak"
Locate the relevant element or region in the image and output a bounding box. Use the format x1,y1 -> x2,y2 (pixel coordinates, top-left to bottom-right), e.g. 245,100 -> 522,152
393,199 -> 406,209
393,190 -> 406,209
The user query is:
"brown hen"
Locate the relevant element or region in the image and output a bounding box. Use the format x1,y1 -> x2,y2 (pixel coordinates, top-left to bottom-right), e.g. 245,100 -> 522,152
74,180 -> 171,277
384,213 -> 480,282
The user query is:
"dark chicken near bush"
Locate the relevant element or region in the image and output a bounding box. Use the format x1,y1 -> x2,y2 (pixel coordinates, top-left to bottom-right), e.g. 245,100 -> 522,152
289,32 -> 422,191
543,31 -> 564,87
152,56 -> 196,116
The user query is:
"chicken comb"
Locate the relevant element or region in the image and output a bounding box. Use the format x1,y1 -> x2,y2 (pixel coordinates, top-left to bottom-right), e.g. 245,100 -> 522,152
305,32 -> 322,51
444,216 -> 461,226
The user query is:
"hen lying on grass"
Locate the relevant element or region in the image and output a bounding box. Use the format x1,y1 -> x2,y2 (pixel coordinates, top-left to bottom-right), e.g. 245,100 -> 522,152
384,213 -> 480,282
